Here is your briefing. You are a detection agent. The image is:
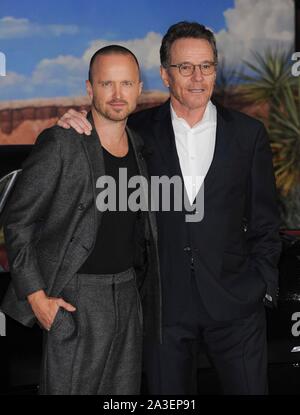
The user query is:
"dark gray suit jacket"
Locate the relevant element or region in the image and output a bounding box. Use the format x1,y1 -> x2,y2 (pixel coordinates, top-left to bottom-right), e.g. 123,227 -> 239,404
1,114 -> 162,341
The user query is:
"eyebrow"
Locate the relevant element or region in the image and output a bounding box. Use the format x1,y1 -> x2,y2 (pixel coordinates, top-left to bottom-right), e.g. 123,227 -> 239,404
97,79 -> 138,82
176,60 -> 215,64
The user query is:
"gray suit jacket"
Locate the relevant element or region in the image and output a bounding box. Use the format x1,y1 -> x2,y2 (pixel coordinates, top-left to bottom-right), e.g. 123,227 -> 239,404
1,113 -> 162,341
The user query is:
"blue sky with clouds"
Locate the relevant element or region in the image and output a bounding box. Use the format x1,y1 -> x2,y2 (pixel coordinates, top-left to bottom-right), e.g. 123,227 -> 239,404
0,0 -> 294,101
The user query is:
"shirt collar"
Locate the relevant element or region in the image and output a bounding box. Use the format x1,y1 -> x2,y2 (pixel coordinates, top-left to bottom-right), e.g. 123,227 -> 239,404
170,100 -> 216,131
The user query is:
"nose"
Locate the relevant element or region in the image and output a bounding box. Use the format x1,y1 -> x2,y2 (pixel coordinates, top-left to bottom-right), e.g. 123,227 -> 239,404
112,83 -> 121,99
191,65 -> 204,81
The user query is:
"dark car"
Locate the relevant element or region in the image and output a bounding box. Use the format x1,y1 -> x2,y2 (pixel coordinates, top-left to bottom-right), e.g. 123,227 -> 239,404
0,145 -> 300,395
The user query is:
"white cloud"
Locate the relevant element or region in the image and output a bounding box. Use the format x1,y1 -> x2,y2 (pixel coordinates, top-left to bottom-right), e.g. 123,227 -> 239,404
1,0 -> 293,100
0,71 -> 35,99
215,0 -> 294,66
0,16 -> 79,39
32,55 -> 86,84
83,32 -> 162,69
0,32 -> 163,99
0,71 -> 26,87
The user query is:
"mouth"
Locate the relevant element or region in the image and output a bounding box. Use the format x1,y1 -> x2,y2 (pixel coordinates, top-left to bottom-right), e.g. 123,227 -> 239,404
187,88 -> 205,93
109,101 -> 127,107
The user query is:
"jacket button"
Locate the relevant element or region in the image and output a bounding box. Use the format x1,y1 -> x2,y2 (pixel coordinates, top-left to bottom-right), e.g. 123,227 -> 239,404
78,203 -> 85,211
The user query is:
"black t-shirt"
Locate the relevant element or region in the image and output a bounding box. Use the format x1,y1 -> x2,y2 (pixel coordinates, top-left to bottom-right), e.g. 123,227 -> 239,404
79,139 -> 139,274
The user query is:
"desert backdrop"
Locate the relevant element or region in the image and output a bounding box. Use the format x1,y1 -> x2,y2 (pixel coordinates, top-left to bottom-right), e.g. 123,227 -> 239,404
0,91 -> 170,144
0,90 -> 269,145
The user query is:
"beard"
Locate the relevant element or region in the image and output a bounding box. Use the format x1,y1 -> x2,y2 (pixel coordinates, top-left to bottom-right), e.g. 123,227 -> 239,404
93,98 -> 133,122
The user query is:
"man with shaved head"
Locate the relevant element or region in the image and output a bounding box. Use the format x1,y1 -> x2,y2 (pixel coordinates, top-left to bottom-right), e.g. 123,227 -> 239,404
1,45 -> 161,395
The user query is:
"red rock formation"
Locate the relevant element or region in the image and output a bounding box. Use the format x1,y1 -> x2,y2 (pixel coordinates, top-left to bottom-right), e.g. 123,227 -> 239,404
0,90 -> 270,145
0,91 -> 169,144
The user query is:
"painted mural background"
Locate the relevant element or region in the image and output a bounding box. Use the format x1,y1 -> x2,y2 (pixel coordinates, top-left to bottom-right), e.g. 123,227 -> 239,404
0,0 -> 297,266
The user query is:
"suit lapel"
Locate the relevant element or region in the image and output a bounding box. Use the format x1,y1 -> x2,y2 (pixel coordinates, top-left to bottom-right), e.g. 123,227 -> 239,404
152,100 -> 183,179
153,101 -> 193,208
127,126 -> 158,241
81,111 -> 105,232
203,104 -> 233,191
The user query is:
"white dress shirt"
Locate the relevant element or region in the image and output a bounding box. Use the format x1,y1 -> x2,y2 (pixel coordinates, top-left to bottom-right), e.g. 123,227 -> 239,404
171,100 -> 217,205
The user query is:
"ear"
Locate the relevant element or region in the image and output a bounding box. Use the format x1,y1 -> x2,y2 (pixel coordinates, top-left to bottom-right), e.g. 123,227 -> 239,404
86,80 -> 93,100
138,81 -> 143,96
160,65 -> 170,88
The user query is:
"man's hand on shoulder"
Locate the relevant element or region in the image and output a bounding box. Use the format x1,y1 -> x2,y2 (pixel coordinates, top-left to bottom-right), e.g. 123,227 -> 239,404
57,109 -> 92,136
27,289 -> 76,331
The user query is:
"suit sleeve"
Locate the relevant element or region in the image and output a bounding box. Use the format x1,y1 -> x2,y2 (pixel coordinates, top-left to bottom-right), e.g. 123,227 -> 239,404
4,129 -> 62,301
246,124 -> 282,306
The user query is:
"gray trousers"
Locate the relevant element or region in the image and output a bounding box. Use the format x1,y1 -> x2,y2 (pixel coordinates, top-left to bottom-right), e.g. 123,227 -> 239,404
39,268 -> 143,395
